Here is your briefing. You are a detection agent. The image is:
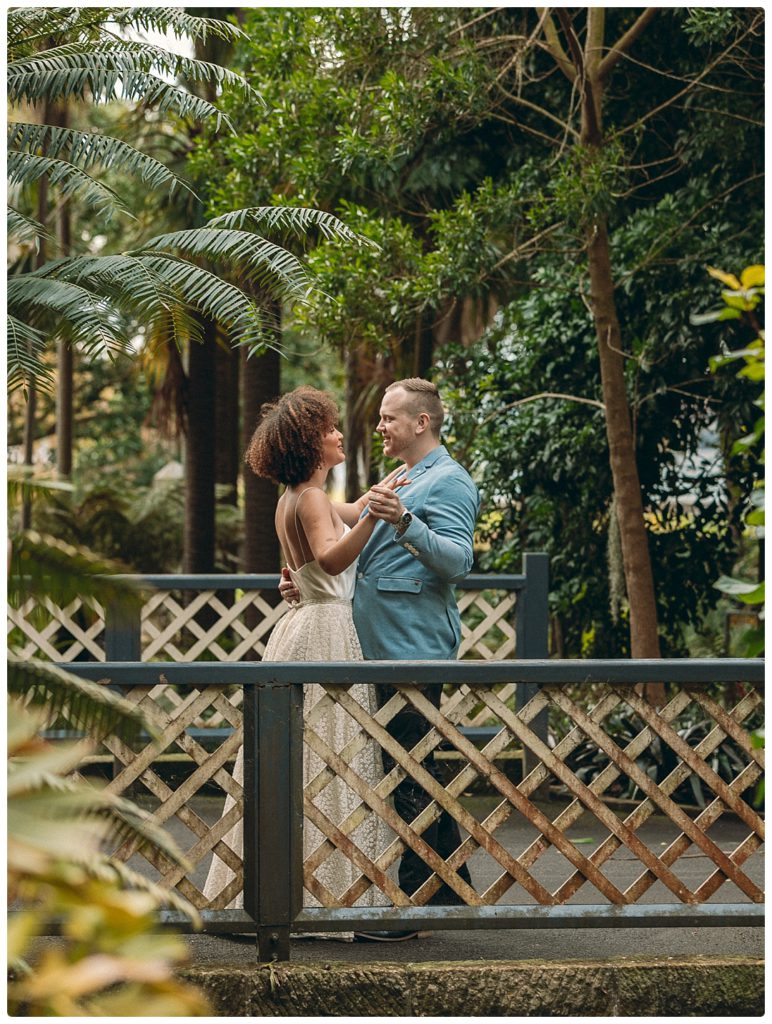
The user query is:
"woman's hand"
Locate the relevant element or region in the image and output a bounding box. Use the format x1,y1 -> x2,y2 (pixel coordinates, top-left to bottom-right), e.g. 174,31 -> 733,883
362,466 -> 411,514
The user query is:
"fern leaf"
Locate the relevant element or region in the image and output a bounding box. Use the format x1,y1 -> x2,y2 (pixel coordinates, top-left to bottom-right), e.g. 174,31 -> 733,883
9,529 -> 147,610
209,206 -> 380,249
9,122 -> 194,197
8,151 -> 130,217
8,657 -> 156,745
134,228 -> 313,298
7,206 -> 52,244
7,316 -> 50,393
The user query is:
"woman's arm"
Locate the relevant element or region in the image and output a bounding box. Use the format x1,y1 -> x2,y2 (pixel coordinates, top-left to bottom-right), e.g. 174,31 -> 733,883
297,489 -> 377,576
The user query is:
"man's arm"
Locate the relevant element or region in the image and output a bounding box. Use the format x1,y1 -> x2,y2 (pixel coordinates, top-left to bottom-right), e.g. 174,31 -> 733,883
396,474 -> 478,583
369,469 -> 479,584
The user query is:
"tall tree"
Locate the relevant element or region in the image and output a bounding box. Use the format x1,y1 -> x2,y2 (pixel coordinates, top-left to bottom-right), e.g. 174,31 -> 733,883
534,8 -> 662,659
54,99 -> 73,479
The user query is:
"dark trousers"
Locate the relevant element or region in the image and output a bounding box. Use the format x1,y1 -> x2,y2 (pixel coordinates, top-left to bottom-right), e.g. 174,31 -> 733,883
378,683 -> 472,904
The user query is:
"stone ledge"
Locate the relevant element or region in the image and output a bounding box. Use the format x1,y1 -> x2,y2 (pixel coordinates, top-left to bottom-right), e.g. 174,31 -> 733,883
181,955 -> 763,1016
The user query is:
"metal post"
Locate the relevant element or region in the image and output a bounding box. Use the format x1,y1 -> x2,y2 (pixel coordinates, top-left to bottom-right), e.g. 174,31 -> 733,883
516,553 -> 550,785
243,681 -> 303,962
104,599 -> 142,661
104,598 -> 142,783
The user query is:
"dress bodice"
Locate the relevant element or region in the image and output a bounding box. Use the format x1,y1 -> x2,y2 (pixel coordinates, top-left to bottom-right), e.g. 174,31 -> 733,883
289,524 -> 356,604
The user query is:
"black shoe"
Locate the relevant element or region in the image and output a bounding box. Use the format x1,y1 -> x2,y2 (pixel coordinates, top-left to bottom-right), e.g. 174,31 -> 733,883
353,930 -> 424,942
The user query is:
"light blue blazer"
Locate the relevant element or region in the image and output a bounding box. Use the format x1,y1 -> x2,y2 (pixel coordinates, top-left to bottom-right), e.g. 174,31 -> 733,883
352,445 -> 480,661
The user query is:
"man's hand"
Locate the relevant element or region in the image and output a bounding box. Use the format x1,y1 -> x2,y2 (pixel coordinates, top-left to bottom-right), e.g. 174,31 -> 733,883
279,566 -> 300,606
368,483 -> 406,525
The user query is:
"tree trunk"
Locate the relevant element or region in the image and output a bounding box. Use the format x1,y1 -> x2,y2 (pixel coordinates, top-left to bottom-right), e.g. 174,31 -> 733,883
344,346 -> 361,501
21,99 -> 53,529
586,218 -> 661,661
56,104 -> 73,479
241,329 -> 281,574
215,331 -> 239,506
184,318 -> 217,573
574,29 -> 663,695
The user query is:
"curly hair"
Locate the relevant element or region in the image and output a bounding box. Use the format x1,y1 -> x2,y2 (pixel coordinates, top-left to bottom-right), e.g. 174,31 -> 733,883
245,386 -> 340,485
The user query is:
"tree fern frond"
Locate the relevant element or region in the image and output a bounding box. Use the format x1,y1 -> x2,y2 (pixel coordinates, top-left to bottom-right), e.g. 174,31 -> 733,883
7,206 -> 52,244
79,855 -> 201,923
8,151 -> 130,217
112,7 -> 245,46
41,253 -> 179,320
7,316 -> 49,393
9,122 -> 194,197
6,7 -> 73,49
9,783 -> 190,870
8,657 -> 156,745
134,228 -> 313,298
9,529 -> 146,610
209,206 -> 381,249
8,42 -> 255,123
8,273 -> 128,362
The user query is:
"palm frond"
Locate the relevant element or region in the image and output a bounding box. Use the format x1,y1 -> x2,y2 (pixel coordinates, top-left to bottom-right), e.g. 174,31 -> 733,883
77,855 -> 201,923
7,315 -> 49,392
9,529 -> 146,610
8,42 -> 255,125
8,657 -> 157,745
8,151 -> 130,217
39,253 -> 179,319
7,206 -> 52,244
9,265 -> 131,344
134,228 -> 313,298
111,7 -> 245,47
209,206 -> 381,249
136,253 -> 276,344
9,122 -> 194,197
7,468 -> 75,505
9,785 -> 190,871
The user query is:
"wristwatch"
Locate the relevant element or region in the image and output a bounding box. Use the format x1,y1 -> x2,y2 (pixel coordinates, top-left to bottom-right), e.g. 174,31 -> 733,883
395,510 -> 413,537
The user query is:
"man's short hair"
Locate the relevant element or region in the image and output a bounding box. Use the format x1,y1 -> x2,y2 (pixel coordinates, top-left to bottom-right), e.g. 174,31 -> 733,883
385,378 -> 444,436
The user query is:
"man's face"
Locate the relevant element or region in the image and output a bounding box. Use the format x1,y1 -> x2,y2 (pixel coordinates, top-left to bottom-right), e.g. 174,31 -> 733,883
376,388 -> 419,459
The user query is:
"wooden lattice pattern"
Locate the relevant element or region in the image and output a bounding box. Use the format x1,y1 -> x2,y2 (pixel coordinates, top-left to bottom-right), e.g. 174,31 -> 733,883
76,680 -> 763,912
8,586 -> 518,664
8,596 -> 106,662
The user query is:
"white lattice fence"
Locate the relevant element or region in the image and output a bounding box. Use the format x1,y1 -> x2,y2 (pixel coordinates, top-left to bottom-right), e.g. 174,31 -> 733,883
9,584 -> 521,734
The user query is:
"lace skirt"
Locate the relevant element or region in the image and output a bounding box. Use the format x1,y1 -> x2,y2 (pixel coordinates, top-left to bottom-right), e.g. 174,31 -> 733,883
203,599 -> 392,917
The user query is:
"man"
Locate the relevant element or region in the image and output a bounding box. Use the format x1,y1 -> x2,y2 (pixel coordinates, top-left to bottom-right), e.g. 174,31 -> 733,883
282,378 -> 480,939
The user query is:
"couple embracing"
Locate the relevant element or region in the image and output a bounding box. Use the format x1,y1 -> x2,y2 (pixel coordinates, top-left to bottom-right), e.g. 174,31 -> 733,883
205,378 -> 480,941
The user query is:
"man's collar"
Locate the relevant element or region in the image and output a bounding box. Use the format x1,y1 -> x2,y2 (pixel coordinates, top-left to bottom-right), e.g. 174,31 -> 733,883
408,444 -> 448,474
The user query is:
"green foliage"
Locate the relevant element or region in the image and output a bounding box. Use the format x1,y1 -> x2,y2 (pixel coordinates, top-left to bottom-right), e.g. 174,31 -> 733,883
7,493 -> 209,1014
7,6 -> 366,391
699,265 -> 765,655
7,701 -> 208,1016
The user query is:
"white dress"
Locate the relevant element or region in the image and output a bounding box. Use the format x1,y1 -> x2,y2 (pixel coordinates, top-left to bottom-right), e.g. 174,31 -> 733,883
203,529 -> 391,923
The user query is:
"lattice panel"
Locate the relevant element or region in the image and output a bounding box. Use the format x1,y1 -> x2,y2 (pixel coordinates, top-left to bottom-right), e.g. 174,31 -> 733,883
141,590 -> 288,662
298,682 -> 764,909
7,596 -> 106,662
65,680 -> 763,913
9,587 -> 518,665
457,589 -> 517,660
99,684 -> 245,911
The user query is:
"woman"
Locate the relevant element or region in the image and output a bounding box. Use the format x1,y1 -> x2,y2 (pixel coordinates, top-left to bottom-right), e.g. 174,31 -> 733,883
204,386 -> 402,927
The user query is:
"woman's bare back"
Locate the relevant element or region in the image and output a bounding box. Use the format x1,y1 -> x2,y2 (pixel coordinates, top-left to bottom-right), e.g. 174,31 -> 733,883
276,488 -> 345,571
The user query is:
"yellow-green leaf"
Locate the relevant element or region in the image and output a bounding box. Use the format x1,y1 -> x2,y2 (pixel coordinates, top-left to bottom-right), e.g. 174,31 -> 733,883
707,266 -> 741,289
741,265 -> 765,288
